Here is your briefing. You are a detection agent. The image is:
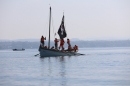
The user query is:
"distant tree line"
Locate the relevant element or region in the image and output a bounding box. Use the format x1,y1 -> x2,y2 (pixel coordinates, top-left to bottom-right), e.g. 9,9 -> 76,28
0,40 -> 130,49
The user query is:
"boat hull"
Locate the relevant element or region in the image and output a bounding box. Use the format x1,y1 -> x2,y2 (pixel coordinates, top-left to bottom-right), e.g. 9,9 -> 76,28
12,49 -> 25,51
39,48 -> 78,57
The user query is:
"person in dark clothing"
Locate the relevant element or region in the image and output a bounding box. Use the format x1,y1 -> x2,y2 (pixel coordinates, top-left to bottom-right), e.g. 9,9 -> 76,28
54,38 -> 59,49
67,38 -> 71,46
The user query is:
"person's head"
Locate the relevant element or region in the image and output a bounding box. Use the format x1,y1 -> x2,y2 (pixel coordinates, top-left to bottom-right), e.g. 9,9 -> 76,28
42,35 -> 43,38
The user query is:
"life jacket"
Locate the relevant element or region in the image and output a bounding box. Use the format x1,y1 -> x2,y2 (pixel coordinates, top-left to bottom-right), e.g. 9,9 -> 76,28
54,39 -> 59,43
41,37 -> 44,42
60,39 -> 64,45
75,45 -> 78,50
73,45 -> 78,50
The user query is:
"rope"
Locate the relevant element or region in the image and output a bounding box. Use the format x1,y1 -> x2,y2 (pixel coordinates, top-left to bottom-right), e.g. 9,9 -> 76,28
42,10 -> 49,43
45,17 -> 48,38
51,11 -> 56,40
45,10 -> 50,40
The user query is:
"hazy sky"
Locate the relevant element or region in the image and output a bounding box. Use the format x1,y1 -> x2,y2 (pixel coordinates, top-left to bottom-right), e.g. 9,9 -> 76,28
0,0 -> 130,40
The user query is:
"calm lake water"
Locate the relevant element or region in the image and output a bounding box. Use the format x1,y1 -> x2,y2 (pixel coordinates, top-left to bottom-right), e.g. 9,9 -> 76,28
0,47 -> 130,86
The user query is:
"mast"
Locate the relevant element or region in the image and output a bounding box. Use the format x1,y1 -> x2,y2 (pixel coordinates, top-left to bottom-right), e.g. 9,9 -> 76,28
48,7 -> 51,49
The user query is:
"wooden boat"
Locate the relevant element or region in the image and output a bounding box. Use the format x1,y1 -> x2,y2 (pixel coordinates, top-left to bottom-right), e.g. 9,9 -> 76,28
39,7 -> 83,57
12,48 -> 25,51
39,48 -> 79,57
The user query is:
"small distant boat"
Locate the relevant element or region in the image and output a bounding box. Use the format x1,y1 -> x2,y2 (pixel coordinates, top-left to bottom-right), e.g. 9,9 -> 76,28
12,48 -> 25,51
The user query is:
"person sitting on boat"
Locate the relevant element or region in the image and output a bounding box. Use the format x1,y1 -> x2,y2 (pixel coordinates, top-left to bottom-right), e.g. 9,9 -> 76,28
73,45 -> 78,52
40,35 -> 46,47
67,38 -> 71,46
54,38 -> 59,49
59,38 -> 65,50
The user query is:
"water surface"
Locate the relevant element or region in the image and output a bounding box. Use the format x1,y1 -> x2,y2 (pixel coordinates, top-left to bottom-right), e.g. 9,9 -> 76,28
0,47 -> 130,86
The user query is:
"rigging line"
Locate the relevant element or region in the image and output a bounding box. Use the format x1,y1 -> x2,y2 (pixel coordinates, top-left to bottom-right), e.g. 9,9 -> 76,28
46,20 -> 48,37
43,8 -> 49,38
43,10 -> 49,39
45,9 -> 49,40
51,11 -> 55,40
45,15 -> 48,38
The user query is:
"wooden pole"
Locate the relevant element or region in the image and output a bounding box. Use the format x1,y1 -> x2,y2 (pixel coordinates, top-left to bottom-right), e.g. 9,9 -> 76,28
48,7 -> 51,49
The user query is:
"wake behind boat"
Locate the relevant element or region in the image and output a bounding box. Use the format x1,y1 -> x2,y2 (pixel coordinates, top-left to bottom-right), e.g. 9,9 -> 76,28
39,7 -> 84,57
12,48 -> 25,51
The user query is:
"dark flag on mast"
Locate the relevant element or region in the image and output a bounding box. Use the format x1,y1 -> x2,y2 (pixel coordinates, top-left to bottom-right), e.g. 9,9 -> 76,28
58,15 -> 67,39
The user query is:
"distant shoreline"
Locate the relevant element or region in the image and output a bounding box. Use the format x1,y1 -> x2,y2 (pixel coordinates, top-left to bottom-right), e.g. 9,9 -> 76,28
0,40 -> 130,49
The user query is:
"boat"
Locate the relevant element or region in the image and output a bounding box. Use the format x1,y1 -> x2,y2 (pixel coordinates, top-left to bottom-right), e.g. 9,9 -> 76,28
12,48 -> 25,51
39,7 -> 84,57
39,48 -> 79,57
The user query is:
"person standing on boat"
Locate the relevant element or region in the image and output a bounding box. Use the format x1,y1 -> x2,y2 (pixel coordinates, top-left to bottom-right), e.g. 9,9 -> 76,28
59,38 -> 65,50
67,38 -> 71,46
41,36 -> 46,47
54,38 -> 59,49
67,38 -> 72,51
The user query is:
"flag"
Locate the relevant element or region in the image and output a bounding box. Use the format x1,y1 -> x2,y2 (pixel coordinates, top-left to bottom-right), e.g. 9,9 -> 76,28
58,15 -> 67,39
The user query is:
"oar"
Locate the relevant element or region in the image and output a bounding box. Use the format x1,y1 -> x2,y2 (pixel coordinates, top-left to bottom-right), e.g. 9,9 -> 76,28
76,53 -> 85,55
34,54 -> 39,56
80,54 -> 85,55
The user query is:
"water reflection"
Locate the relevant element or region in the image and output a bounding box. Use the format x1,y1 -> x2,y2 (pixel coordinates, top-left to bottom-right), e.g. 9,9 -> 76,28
59,56 -> 67,86
40,56 -> 69,86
